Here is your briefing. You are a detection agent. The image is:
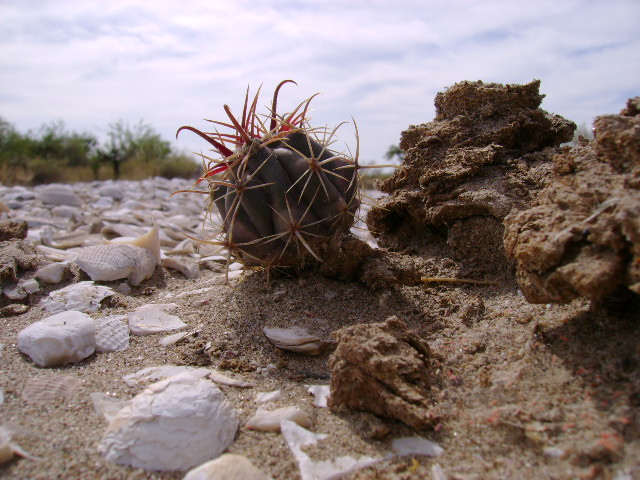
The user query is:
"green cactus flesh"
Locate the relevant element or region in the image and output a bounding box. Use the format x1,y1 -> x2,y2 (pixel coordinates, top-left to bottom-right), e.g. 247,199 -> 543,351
176,81 -> 361,270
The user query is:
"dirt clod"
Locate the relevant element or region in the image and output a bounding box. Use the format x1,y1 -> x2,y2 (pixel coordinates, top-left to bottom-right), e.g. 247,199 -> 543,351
328,316 -> 437,430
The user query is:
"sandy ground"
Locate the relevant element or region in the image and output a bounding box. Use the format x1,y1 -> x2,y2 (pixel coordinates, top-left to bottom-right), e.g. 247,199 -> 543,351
1,256 -> 639,479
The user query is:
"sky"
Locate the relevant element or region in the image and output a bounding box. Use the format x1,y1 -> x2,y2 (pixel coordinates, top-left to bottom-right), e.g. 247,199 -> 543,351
1,0 -> 638,165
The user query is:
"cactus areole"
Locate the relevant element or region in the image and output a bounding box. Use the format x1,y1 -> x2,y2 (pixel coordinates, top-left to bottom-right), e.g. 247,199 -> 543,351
176,80 -> 361,271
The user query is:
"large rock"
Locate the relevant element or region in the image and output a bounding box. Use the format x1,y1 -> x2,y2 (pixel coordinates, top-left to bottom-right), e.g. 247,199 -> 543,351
367,80 -> 575,277
328,316 -> 437,430
504,98 -> 640,303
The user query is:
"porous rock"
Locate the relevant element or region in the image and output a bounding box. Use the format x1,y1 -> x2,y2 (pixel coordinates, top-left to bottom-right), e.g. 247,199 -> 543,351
367,80 -> 575,277
328,316 -> 436,430
0,239 -> 39,284
0,220 -> 27,241
17,311 -> 96,367
504,97 -> 640,303
98,372 -> 239,471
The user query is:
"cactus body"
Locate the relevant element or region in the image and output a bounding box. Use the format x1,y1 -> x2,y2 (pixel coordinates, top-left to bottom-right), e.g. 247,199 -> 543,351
177,81 -> 360,270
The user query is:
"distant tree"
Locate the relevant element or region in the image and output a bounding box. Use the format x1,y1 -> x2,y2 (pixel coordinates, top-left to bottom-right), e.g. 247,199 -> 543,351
384,144 -> 405,163
99,120 -> 171,179
33,120 -> 97,167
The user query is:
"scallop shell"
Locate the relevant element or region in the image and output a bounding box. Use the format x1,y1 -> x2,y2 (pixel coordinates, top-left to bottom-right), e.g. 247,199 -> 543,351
74,244 -> 156,286
95,315 -> 129,353
22,374 -> 82,404
263,326 -> 334,355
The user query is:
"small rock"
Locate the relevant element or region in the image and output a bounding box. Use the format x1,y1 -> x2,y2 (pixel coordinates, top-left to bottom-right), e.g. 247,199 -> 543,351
17,311 -> 96,367
36,186 -> 82,206
128,304 -> 187,335
0,220 -> 28,241
182,454 -> 269,480
98,372 -> 239,471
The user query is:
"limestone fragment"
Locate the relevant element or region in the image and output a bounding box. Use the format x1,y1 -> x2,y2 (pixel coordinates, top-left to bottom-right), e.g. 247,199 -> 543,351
127,304 -> 187,335
17,311 -> 96,367
328,316 -> 436,429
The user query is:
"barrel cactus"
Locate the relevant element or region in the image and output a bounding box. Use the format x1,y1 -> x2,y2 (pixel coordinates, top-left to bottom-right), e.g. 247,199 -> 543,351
176,80 -> 362,276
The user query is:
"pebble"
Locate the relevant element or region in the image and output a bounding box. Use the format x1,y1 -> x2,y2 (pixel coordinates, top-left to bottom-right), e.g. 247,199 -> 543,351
98,372 -> 239,471
17,311 -> 96,367
182,453 -> 269,480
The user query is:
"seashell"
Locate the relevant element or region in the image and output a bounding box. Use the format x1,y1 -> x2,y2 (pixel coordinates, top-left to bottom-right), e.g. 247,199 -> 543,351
166,238 -> 194,254
208,369 -> 255,388
391,436 -> 444,457
100,222 -> 147,239
108,225 -> 161,264
255,390 -> 282,403
98,185 -> 124,200
127,304 -> 186,336
21,374 -> 82,404
183,454 -> 269,480
35,244 -> 75,261
50,205 -> 81,219
307,385 -> 330,408
281,420 -> 383,480
246,406 -> 312,432
35,261 -> 70,284
17,311 -> 96,367
90,392 -> 128,421
123,365 -> 212,387
158,331 -> 189,346
161,256 -> 199,279
0,423 -> 41,465
74,244 -> 156,286
263,326 -> 334,355
40,280 -> 114,313
94,315 -> 129,353
98,373 -> 239,471
35,186 -> 82,207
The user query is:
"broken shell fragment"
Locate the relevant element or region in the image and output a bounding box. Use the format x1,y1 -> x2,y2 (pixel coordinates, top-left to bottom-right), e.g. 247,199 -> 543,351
74,244 -> 156,286
94,315 -> 129,353
263,326 -> 334,355
40,281 -> 114,314
127,304 -> 187,335
246,406 -> 312,432
21,374 -> 82,404
182,453 -> 269,480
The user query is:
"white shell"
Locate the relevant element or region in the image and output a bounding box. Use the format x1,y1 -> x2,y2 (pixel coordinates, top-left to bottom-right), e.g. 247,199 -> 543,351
74,244 -> 156,286
21,374 -> 82,404
123,365 -> 212,388
246,406 -> 312,432
127,304 -> 187,336
108,225 -> 161,264
94,315 -> 129,353
391,436 -> 444,457
36,186 -> 82,206
90,392 -> 128,421
255,390 -> 282,403
98,373 -> 239,471
263,326 -> 332,355
182,454 -> 269,480
40,280 -> 114,313
307,385 -> 330,408
17,311 -> 95,367
161,256 -> 200,279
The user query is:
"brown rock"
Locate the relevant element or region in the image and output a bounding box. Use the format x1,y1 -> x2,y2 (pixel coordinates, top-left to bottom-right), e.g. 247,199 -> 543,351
0,220 -> 28,241
0,239 -> 39,285
367,80 -> 575,278
504,98 -> 640,303
328,316 -> 436,430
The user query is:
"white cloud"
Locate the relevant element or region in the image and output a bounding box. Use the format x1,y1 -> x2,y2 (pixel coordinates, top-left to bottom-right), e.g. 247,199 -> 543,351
0,0 -> 638,164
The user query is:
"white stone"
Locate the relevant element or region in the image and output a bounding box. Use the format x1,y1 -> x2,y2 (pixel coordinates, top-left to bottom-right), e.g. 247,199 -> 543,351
182,454 -> 269,480
246,406 -> 312,432
40,281 -> 114,313
98,185 -> 124,200
98,373 -> 239,471
95,315 -> 129,353
2,285 -> 27,300
19,278 -> 40,294
17,311 -> 96,367
74,244 -> 156,286
128,304 -> 186,335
